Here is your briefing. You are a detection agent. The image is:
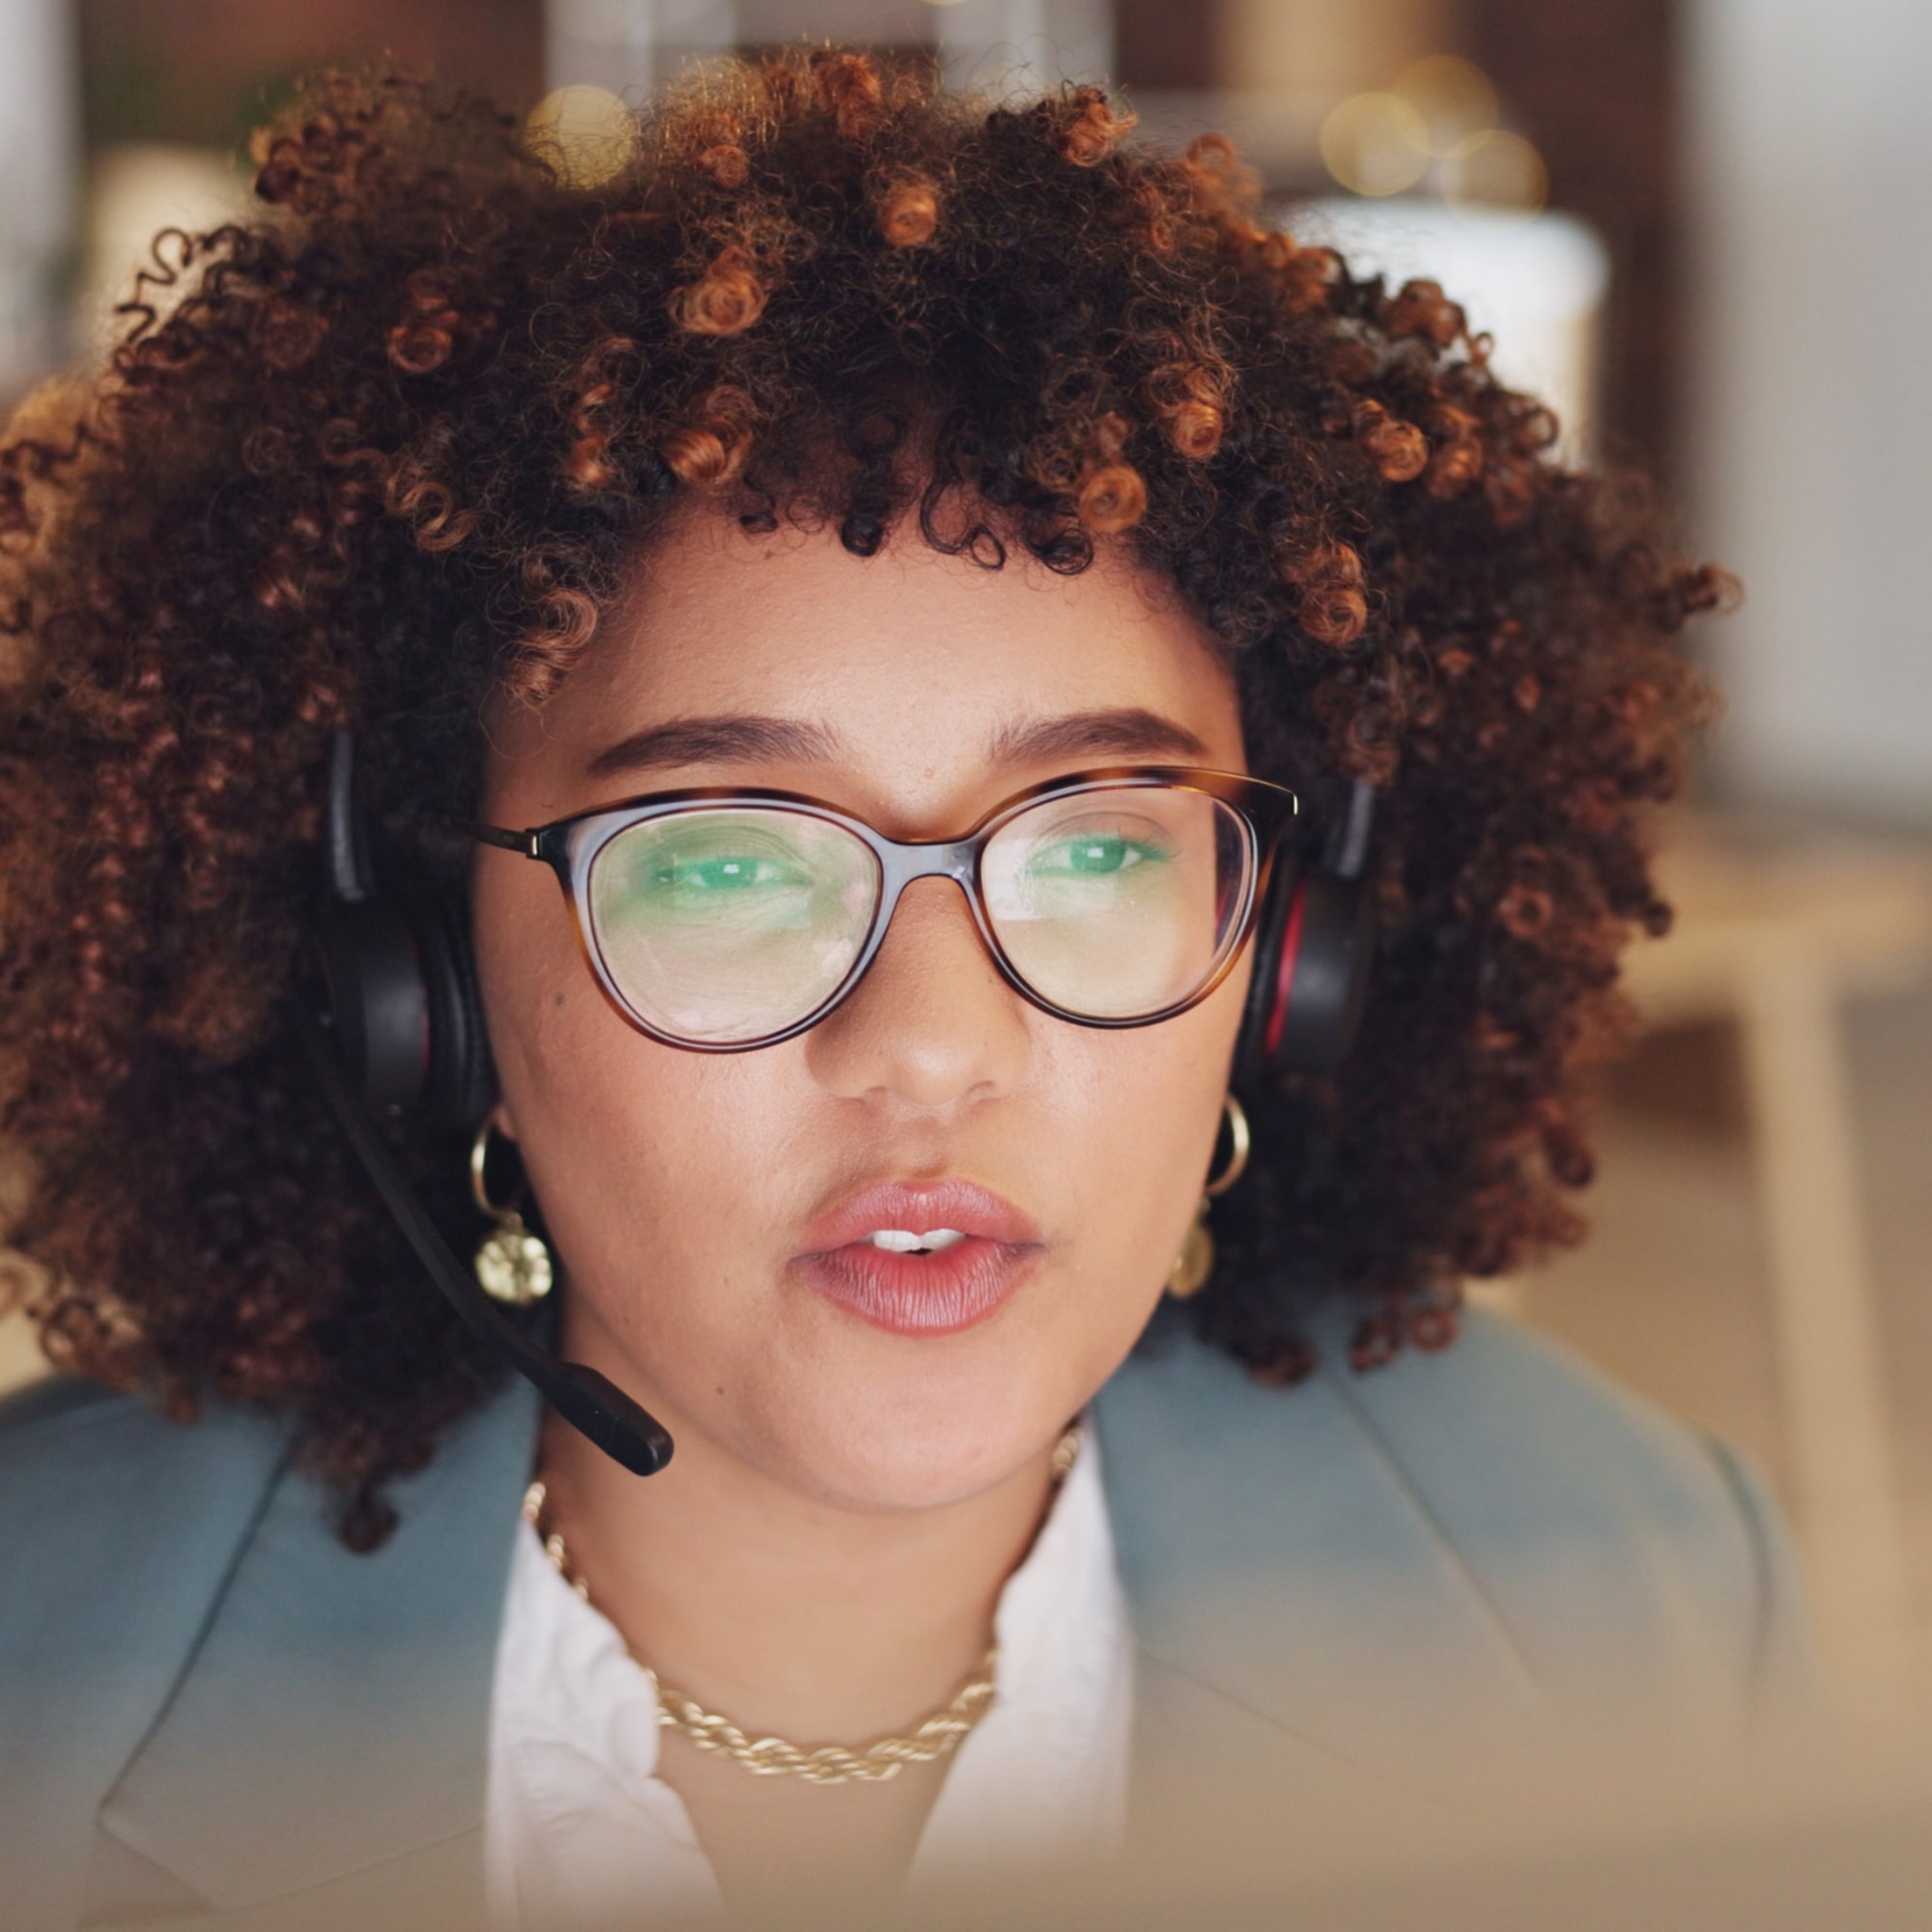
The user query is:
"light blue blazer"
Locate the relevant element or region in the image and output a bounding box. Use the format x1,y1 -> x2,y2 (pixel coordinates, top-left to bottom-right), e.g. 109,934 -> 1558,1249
0,1307 -> 1814,1931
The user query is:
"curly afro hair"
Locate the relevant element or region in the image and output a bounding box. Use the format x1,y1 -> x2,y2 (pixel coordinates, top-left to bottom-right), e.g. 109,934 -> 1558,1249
0,52 -> 1722,1546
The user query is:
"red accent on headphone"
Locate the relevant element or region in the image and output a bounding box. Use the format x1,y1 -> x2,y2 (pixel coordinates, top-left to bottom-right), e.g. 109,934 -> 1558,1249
1261,878 -> 1308,1065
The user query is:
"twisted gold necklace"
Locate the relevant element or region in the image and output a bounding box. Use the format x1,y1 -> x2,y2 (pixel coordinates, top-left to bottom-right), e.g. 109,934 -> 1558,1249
521,1421 -> 1082,1786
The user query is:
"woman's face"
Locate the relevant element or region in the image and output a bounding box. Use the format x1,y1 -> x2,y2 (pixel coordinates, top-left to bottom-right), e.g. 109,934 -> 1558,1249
473,509 -> 1251,1511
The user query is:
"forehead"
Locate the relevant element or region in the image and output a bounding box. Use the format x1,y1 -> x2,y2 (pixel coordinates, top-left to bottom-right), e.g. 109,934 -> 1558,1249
496,508 -> 1241,796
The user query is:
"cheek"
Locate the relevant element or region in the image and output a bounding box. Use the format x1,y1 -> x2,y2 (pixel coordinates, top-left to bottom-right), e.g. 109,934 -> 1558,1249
472,854 -> 808,1399
472,856 -> 588,1126
1049,992 -> 1245,1293
497,987 -> 800,1386
485,936 -> 764,1254
473,858 -> 706,1256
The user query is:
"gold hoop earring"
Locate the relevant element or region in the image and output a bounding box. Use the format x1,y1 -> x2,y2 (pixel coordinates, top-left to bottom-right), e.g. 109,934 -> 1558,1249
1166,1094 -> 1251,1300
1203,1092 -> 1251,1199
469,1115 -> 554,1307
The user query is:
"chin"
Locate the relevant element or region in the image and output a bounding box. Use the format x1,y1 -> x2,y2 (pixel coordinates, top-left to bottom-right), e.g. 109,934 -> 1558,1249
760,1319 -> 1087,1513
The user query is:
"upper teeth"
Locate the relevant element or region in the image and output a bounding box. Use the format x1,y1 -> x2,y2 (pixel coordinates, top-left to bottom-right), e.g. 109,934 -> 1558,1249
866,1228 -> 967,1253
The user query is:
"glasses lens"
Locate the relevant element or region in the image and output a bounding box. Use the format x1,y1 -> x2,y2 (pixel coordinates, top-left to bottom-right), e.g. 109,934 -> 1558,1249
980,786 -> 1254,1019
585,807 -> 879,1043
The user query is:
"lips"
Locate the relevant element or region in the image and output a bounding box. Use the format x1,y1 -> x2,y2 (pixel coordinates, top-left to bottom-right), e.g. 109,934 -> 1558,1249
799,1179 -> 1044,1256
794,1179 -> 1045,1337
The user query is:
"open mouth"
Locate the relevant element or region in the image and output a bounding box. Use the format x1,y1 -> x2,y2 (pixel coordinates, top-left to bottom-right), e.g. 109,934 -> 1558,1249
794,1182 -> 1046,1336
860,1227 -> 968,1255
799,1232 -> 1040,1335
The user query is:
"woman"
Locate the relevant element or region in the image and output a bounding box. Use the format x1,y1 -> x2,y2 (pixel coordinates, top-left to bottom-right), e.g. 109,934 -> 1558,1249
0,52 -> 1809,1930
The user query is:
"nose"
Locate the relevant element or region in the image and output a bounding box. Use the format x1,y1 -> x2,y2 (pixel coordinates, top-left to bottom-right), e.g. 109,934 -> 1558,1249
803,874 -> 1031,1108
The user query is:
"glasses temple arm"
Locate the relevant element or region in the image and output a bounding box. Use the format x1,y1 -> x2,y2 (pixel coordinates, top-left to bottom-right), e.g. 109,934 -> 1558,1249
460,819 -> 543,858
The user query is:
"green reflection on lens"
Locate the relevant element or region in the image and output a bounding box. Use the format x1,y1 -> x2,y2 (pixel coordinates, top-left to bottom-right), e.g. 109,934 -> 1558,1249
1020,829 -> 1176,883
984,791 -> 1241,1019
588,808 -> 876,1042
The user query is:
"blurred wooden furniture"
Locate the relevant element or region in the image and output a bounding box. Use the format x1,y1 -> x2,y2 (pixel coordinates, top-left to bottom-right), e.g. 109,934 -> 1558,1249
1621,820 -> 1932,1688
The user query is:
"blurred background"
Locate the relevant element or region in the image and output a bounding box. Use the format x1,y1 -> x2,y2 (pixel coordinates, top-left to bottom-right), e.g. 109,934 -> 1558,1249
1,0 -> 1928,1715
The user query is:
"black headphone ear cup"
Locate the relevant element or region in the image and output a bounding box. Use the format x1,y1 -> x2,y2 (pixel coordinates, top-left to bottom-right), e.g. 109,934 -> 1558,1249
412,881 -> 496,1131
312,895 -> 433,1116
1265,871 -> 1377,1081
1235,857 -> 1300,1094
311,879 -> 493,1126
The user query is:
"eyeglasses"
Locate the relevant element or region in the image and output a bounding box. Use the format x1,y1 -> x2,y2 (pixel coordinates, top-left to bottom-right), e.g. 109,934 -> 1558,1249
467,766 -> 1298,1052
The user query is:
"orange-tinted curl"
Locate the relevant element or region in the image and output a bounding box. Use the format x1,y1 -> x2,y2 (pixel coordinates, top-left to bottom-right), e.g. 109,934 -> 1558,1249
698,144 -> 750,188
1057,88 -> 1136,167
1167,401 -> 1224,462
385,465 -> 475,554
683,109 -> 751,187
672,246 -> 768,336
256,296 -> 328,372
384,271 -> 475,377
565,382 -> 618,493
1131,179 -> 1177,256
505,585 -> 601,707
1498,880 -> 1555,941
386,317 -> 456,375
877,176 -> 940,248
1251,226 -> 1335,313
1179,132 -> 1262,220
1146,355 -> 1229,462
1383,279 -> 1465,352
1426,404 -> 1485,498
813,50 -> 887,141
1077,462 -> 1147,532
1351,400 -> 1429,483
661,384 -> 757,490
1287,541 -> 1369,650
559,338 -> 640,497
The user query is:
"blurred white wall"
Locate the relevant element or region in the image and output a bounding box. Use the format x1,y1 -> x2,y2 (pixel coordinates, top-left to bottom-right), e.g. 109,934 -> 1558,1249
1291,197 -> 1607,463
79,148 -> 252,362
548,0 -> 735,95
1685,0 -> 1932,823
545,0 -> 1112,96
0,0 -> 79,398
934,0 -> 1112,95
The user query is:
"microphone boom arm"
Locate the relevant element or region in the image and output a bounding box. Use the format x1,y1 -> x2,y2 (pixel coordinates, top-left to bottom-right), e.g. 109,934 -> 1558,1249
296,1001 -> 674,1477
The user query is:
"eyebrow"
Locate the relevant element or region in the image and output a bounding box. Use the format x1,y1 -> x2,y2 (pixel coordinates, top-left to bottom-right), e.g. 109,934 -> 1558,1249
583,706 -> 1209,780
584,715 -> 838,778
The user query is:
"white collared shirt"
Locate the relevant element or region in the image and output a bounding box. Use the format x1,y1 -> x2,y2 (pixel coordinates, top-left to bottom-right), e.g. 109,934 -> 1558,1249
484,1429 -> 1134,1927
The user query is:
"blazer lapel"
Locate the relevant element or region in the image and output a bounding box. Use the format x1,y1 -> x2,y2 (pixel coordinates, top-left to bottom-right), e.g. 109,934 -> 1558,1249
1095,1325 -> 1541,1788
95,1376 -> 541,1921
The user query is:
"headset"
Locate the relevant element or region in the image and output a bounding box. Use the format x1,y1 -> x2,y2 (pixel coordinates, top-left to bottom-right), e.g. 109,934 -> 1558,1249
1233,774 -> 1379,1095
299,735 -> 673,1477
301,733 -> 1378,1478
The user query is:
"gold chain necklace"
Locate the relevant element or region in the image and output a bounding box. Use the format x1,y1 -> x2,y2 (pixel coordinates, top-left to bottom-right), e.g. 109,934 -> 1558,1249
521,1422 -> 1082,1787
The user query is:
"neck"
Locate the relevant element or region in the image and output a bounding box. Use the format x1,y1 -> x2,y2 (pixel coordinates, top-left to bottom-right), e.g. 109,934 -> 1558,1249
534,1315 -> 1059,1747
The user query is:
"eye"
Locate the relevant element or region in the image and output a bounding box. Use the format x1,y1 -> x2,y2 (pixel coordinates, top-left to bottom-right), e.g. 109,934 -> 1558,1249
1029,834 -> 1152,875
1017,812 -> 1177,880
649,848 -> 810,893
624,819 -> 819,900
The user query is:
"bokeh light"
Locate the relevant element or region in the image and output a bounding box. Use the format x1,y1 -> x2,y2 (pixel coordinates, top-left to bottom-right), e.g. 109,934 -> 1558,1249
1392,54 -> 1501,157
1319,92 -> 1431,198
525,85 -> 639,190
1442,128 -> 1549,215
